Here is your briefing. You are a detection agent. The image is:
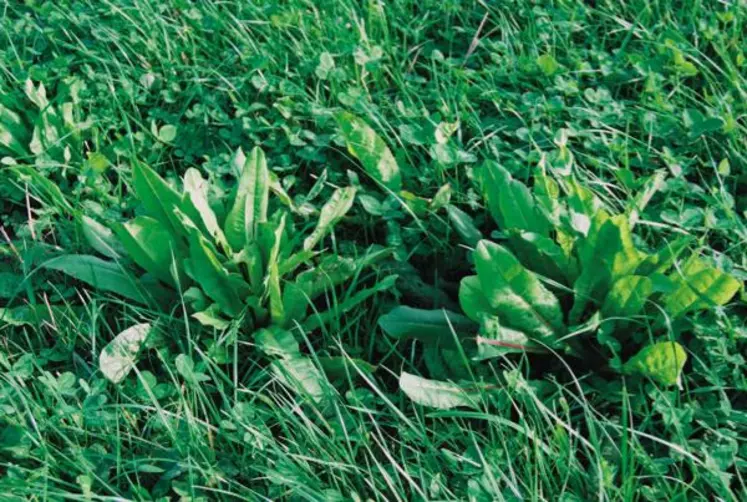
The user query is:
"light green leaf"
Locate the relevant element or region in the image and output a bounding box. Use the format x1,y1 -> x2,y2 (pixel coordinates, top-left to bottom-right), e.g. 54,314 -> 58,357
303,186 -> 357,251
336,112 -> 402,191
183,168 -> 228,250
570,215 -> 643,323
378,306 -> 477,348
224,146 -> 270,250
601,275 -> 653,319
458,275 -> 493,323
255,327 -> 300,358
623,341 -> 687,387
399,372 -> 478,410
480,161 -> 550,236
661,256 -> 741,319
446,204 -> 482,247
114,216 -> 179,285
474,240 -> 564,340
636,236 -> 695,276
272,357 -> 330,405
191,304 -> 230,329
158,124 -> 177,143
43,255 -> 150,305
80,216 -> 123,259
99,323 -> 151,384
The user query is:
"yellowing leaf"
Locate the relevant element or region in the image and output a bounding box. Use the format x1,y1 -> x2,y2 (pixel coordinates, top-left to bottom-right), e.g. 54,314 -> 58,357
336,112 -> 402,191
623,341 -> 687,387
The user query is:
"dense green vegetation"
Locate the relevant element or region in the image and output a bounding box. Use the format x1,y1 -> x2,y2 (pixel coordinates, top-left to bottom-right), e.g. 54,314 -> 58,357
1,0 -> 746,500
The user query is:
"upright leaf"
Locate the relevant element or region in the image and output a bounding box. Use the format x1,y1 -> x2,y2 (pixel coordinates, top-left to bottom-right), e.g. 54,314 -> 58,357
480,161 -> 550,236
224,147 -> 270,249
183,168 -> 228,250
184,234 -> 245,317
99,323 -> 151,384
474,240 -> 564,340
131,161 -> 187,238
446,204 -> 482,247
114,216 -> 179,285
458,275 -> 493,323
336,112 -> 402,191
303,187 -> 356,251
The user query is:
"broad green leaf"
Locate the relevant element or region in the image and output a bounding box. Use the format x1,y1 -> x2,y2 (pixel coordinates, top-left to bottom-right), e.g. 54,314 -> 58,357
0,272 -> 23,299
296,255 -> 357,300
399,372 -> 478,410
508,231 -> 576,285
272,357 -> 330,405
474,240 -> 564,340
458,275 -> 493,323
99,323 -> 151,384
623,341 -> 687,387
0,305 -> 57,327
268,261 -> 284,325
446,204 -> 482,247
80,216 -> 123,259
191,304 -> 230,329
255,327 -> 299,358
43,255 -> 150,305
224,146 -> 270,249
114,216 -> 179,285
158,124 -> 177,143
336,111 -> 402,191
661,256 -> 740,319
601,275 -> 653,319
480,161 -> 550,236
183,168 -> 228,250
184,233 -> 245,317
378,306 -> 477,348
570,215 -> 643,323
303,186 -> 357,251
131,161 -> 188,238
475,316 -> 544,359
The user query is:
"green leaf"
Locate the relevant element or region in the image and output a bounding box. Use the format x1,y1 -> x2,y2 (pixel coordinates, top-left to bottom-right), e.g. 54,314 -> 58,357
184,233 -> 245,317
336,111 -> 402,191
99,323 -> 151,384
303,186 -> 357,251
80,216 -> 123,259
458,275 -> 493,323
272,357 -> 330,405
661,256 -> 741,319
114,216 -> 179,285
131,161 -> 188,239
255,327 -> 299,358
623,341 -> 687,387
601,275 -> 653,319
378,306 -> 477,348
508,231 -> 576,285
191,304 -> 231,329
479,161 -> 550,236
536,54 -> 560,76
475,316 -> 543,359
296,255 -> 357,300
224,146 -> 270,250
636,236 -> 695,276
399,372 -> 478,410
474,240 -> 564,340
43,255 -> 151,305
182,168 -> 228,250
446,204 -> 482,247
570,215 -> 643,323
